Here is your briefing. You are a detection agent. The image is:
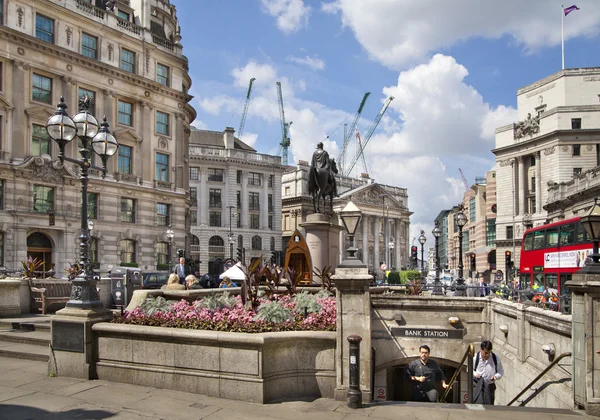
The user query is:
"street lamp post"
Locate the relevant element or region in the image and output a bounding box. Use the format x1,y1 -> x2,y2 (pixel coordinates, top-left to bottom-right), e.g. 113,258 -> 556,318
45,95 -> 118,309
455,205 -> 468,297
418,230 -> 427,279
339,201 -> 364,267
388,239 -> 395,270
227,205 -> 235,260
166,225 -> 174,272
432,222 -> 443,295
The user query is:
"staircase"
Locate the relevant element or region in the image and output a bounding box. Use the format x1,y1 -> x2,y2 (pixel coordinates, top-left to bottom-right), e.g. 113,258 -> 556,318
0,315 -> 51,362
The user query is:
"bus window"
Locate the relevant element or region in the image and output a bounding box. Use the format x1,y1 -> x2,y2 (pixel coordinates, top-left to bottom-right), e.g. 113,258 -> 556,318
534,273 -> 544,291
560,224 -> 575,245
545,273 -> 558,291
576,222 -> 590,243
559,274 -> 571,295
524,233 -> 533,251
519,273 -> 530,290
546,228 -> 558,247
533,230 -> 545,249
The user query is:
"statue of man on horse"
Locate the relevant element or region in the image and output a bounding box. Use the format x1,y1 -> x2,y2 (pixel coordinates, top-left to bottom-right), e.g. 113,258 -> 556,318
308,142 -> 338,213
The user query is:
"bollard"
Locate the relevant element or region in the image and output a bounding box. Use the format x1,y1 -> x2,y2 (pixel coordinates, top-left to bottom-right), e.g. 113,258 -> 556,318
347,334 -> 362,408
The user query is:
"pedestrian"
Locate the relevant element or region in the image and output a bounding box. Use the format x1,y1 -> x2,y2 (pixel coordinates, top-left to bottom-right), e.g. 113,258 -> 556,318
479,277 -> 487,297
173,257 -> 189,285
406,345 -> 449,402
164,273 -> 186,291
473,340 -> 503,405
185,275 -> 203,290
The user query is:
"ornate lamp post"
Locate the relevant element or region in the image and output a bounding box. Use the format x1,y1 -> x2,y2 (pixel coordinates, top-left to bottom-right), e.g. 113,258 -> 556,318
455,205 -> 468,297
45,95 -> 118,309
388,239 -> 395,269
227,205 -> 235,260
432,222 -> 443,295
339,201 -> 364,267
418,230 -> 427,279
165,225 -> 174,272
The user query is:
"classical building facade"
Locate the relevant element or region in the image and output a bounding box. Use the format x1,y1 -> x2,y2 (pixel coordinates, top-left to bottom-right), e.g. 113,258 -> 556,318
493,68 -> 600,275
0,0 -> 195,274
188,127 -> 285,275
282,161 -> 412,276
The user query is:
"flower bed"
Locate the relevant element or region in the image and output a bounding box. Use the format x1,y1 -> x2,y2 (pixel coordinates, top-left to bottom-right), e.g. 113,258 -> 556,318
112,291 -> 336,333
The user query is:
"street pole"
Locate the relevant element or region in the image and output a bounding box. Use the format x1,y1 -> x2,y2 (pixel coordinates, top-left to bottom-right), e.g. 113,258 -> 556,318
432,222 -> 443,295
228,205 -> 235,260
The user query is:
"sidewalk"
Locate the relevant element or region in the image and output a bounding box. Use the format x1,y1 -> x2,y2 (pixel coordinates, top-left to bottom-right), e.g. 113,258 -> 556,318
0,357 -> 593,420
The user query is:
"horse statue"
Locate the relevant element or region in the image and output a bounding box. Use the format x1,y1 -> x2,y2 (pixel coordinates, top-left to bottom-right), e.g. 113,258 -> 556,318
308,142 -> 338,214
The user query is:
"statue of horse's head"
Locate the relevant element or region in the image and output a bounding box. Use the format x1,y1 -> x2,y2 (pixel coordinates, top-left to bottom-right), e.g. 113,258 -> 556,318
331,158 -> 338,174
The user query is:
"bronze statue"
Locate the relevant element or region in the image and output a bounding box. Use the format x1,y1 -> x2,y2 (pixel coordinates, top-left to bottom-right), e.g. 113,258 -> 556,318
308,142 -> 338,213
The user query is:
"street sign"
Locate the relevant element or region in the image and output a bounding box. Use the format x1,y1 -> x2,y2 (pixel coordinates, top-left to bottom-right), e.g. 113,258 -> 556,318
495,270 -> 503,281
224,259 -> 235,270
380,263 -> 387,271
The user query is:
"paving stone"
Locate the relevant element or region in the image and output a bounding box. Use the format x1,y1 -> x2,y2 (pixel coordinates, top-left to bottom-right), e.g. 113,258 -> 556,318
69,384 -> 154,407
126,396 -> 222,420
2,391 -> 81,412
49,380 -> 102,397
0,369 -> 47,387
0,385 -> 36,403
19,376 -> 85,393
41,402 -> 120,420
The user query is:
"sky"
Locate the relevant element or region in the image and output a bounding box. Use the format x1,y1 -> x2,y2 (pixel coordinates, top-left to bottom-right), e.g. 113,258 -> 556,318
175,0 -> 600,251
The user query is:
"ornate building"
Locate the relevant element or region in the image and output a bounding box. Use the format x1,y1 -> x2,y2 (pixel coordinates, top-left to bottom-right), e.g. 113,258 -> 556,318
188,127 -> 285,275
493,68 -> 600,277
282,161 -> 412,277
0,0 -> 195,274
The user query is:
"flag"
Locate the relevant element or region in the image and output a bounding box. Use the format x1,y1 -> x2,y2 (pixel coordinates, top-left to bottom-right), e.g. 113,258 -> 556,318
564,5 -> 580,16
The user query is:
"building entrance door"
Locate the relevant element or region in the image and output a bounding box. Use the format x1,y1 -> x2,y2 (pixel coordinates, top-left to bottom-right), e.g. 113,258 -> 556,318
390,364 -> 459,403
27,232 -> 53,275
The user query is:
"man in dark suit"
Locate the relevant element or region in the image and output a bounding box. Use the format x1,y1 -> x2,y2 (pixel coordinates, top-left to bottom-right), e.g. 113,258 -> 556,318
173,257 -> 189,285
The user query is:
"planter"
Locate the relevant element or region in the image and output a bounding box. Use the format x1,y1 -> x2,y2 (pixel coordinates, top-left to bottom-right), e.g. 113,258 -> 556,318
0,279 -> 22,317
91,323 -> 336,403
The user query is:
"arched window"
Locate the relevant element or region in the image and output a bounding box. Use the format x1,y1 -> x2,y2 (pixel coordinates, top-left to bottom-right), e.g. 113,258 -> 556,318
120,239 -> 136,264
252,235 -> 262,250
156,242 -> 169,266
270,237 -> 275,251
190,235 -> 200,246
209,236 -> 224,246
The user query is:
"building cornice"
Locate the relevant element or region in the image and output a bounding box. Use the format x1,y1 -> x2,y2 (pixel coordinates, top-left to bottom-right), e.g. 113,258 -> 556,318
493,128 -> 600,156
516,67 -> 600,96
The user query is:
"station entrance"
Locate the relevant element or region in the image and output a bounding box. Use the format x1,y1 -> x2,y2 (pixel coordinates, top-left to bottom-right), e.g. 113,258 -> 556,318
387,362 -> 463,403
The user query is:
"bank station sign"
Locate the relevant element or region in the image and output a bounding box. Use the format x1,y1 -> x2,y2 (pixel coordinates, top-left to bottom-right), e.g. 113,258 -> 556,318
392,327 -> 464,340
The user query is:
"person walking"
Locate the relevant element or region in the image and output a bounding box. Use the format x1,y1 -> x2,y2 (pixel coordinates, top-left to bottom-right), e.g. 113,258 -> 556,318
473,340 -> 504,405
173,257 -> 189,285
406,345 -> 449,402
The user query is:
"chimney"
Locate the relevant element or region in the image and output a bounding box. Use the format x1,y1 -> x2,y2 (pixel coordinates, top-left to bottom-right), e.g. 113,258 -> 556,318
223,127 -> 235,149
298,160 -> 309,167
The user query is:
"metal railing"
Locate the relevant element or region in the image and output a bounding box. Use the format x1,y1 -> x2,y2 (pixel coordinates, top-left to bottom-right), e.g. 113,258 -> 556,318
440,343 -> 474,403
506,352 -> 572,406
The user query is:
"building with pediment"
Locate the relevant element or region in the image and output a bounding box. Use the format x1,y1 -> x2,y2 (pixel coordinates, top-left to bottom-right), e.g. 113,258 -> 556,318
282,161 -> 412,277
0,0 -> 195,274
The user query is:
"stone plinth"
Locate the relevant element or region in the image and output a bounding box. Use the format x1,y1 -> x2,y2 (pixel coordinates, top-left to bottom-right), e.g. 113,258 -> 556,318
332,265 -> 373,403
301,213 -> 344,282
566,270 -> 600,417
0,279 -> 22,317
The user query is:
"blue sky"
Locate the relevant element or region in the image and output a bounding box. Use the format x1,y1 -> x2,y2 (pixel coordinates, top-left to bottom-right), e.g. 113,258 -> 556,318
175,0 -> 600,247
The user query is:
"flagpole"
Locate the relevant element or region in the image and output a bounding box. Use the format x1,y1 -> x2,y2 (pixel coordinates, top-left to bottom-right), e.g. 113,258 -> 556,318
561,4 -> 565,70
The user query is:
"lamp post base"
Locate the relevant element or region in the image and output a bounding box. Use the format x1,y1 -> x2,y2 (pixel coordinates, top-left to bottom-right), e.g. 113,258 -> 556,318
454,278 -> 467,297
432,280 -> 444,296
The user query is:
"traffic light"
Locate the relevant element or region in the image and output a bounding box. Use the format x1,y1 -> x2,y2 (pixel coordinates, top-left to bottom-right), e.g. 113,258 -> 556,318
470,253 -> 476,271
505,250 -> 512,267
270,252 -> 276,265
236,247 -> 242,261
411,246 -> 418,268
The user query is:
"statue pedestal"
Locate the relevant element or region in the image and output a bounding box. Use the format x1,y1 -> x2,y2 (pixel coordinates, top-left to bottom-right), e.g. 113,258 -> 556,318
301,213 -> 344,283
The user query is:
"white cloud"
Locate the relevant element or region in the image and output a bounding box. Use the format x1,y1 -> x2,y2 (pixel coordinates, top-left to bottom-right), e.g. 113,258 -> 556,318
261,0 -> 311,35
191,120 -> 208,130
322,0 -> 600,69
287,55 -> 326,70
242,133 -> 259,148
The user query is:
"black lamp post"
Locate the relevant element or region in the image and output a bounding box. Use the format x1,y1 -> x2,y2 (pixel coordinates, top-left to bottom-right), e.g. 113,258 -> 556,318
339,201 -> 364,267
228,205 -> 235,260
455,205 -> 468,297
580,198 -> 600,270
45,95 -> 118,309
166,225 -> 174,272
432,222 -> 443,295
418,230 -> 426,279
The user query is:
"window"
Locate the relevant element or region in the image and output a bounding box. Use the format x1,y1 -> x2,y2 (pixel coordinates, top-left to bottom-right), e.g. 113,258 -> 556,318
486,219 -> 496,246
32,124 -> 51,156
530,156 -> 536,166
35,14 -> 54,43
121,48 -> 136,73
120,239 -> 136,263
0,0 -> 3,25
90,237 -> 98,268
81,33 -> 98,59
573,144 -> 581,156
208,168 -> 224,182
248,172 -> 261,186
117,100 -> 133,126
189,187 -> 197,206
249,192 -> 260,211
268,215 -> 273,230
250,214 -> 259,229
268,194 -> 273,212
118,10 -> 130,21
189,167 -> 199,180
156,242 -> 168,266
469,198 -> 476,222
156,63 -> 169,87
285,186 -> 290,196
571,118 -> 582,129
0,179 -> 4,210
531,177 -> 536,193
155,152 -> 169,181
560,223 -> 575,245
87,192 -> 98,219
190,210 -> 197,226
78,88 -> 96,114
121,198 -> 135,223
209,211 -> 221,227
573,168 -> 582,176
462,230 -> 469,252
156,203 -> 169,226
237,191 -> 241,209
237,170 -> 242,184
0,62 -> 3,92
546,228 -> 559,247
32,74 -> 52,104
529,197 -> 536,214
524,233 -> 533,251
118,145 -> 132,174
33,185 -> 53,212
533,230 -> 545,249
268,175 -> 274,188
156,111 -> 169,135
252,235 -> 262,250
209,188 -> 221,208
506,226 -> 513,240
270,237 -> 275,252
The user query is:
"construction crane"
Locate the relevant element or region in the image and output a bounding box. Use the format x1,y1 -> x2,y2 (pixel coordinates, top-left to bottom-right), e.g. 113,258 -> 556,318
276,81 -> 292,165
237,77 -> 255,141
355,126 -> 369,176
344,96 -> 394,177
337,92 -> 370,175
458,168 -> 469,192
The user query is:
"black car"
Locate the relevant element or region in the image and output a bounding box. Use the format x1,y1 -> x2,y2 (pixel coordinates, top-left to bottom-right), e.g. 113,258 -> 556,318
141,272 -> 170,289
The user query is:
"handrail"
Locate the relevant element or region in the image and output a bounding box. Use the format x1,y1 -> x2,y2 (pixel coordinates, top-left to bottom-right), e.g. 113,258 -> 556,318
506,352 -> 572,406
440,343 -> 474,403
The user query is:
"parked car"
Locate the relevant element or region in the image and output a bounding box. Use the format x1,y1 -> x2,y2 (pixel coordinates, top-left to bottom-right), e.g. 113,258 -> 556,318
141,272 -> 170,289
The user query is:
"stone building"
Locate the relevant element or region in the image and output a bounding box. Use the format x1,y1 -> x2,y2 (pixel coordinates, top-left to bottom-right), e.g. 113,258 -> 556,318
282,161 -> 412,277
0,0 -> 195,274
493,68 -> 600,275
188,127 -> 285,275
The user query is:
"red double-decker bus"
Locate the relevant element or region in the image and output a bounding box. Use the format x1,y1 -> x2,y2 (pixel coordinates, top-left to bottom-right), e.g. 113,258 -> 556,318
519,216 -> 592,301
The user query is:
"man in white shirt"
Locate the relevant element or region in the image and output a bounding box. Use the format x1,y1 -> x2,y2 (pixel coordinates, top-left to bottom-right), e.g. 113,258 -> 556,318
473,340 -> 503,404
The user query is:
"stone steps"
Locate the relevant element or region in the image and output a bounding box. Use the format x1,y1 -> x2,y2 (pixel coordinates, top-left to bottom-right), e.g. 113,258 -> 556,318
0,316 -> 51,362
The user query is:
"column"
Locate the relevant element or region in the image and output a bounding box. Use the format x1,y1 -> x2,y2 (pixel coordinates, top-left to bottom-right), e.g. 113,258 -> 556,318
362,215 -> 369,266
338,214 -> 345,264
260,174 -> 268,229
102,90 -> 116,174
139,102 -> 152,181
61,77 -> 78,160
395,220 -> 402,270
241,171 -> 249,229
11,62 -> 26,158
518,157 -> 526,215
373,218 -> 380,276
199,168 -> 208,226
535,152 -> 542,214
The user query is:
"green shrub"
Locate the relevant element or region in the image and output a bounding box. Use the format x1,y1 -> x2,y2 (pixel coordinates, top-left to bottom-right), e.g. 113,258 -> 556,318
293,291 -> 322,314
387,271 -> 401,285
400,270 -> 421,284
156,263 -> 170,271
254,301 -> 293,323
194,291 -> 236,311
140,296 -> 173,316
120,262 -> 139,268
